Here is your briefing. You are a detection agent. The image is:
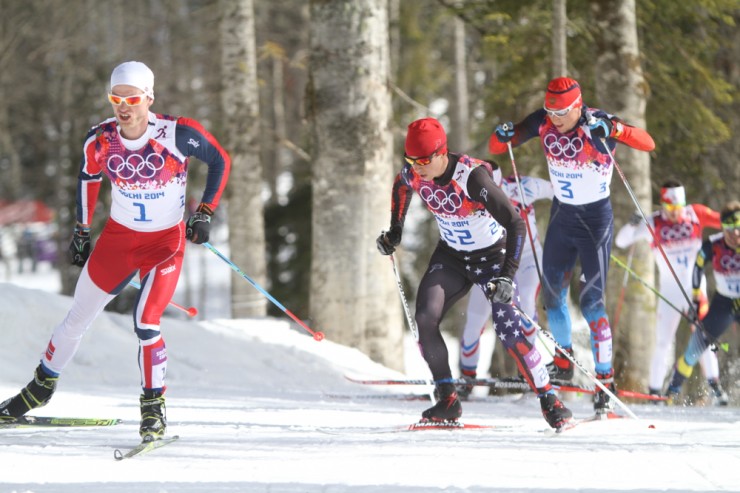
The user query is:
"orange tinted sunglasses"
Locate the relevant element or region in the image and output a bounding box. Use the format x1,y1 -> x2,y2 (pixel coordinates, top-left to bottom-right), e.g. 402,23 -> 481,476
662,203 -> 684,212
404,145 -> 444,167
107,93 -> 149,106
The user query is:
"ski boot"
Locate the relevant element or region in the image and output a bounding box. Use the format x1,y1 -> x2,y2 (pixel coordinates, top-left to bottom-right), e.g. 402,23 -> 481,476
0,364 -> 58,420
664,386 -> 680,406
456,371 -> 476,401
593,370 -> 615,414
139,390 -> 167,441
665,360 -> 690,406
539,392 -> 572,429
546,347 -> 574,382
708,379 -> 729,406
421,383 -> 462,422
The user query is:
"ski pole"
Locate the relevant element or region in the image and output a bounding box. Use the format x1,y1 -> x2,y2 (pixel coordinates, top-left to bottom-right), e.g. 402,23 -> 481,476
610,253 -> 691,324
202,242 -> 325,341
128,280 -> 198,317
504,133 -> 544,285
594,129 -> 726,353
611,244 -> 634,330
390,254 -> 419,342
610,253 -> 729,352
590,120 -> 698,325
389,254 -> 436,402
514,306 -> 638,419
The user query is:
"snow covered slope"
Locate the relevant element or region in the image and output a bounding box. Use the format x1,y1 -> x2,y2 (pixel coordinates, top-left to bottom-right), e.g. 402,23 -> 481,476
0,284 -> 738,493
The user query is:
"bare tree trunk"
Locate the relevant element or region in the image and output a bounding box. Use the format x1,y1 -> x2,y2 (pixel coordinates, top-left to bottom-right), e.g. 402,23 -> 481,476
0,11 -> 22,200
388,0 -> 401,84
0,86 -> 22,200
450,15 -> 469,151
591,0 -> 655,391
270,54 -> 289,202
221,0 -> 267,317
552,0 -> 567,77
308,0 -> 402,369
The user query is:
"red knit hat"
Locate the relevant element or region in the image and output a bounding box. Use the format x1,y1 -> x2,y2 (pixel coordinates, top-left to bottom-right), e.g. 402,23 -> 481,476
544,77 -> 581,110
405,118 -> 447,157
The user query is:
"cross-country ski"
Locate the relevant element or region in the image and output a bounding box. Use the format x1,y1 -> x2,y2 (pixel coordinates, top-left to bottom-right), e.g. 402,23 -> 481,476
113,435 -> 180,461
0,416 -> 120,428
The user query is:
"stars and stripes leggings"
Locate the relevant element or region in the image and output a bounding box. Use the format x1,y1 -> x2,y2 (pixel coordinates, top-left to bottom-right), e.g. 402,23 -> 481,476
414,242 -> 552,394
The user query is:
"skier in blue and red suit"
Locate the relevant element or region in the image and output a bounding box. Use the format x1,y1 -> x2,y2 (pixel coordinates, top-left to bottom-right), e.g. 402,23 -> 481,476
489,77 -> 655,413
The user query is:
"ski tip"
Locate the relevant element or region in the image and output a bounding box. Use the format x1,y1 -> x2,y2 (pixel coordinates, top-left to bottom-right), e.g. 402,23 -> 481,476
408,420 -> 494,431
142,434 -> 180,443
554,418 -> 577,434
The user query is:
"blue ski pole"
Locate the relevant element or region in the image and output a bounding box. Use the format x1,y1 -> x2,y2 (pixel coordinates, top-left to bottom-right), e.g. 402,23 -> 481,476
202,242 -> 325,341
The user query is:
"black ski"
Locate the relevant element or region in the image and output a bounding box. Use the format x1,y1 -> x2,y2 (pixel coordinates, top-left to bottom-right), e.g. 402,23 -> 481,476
318,421 -> 503,435
344,374 -> 531,390
345,375 -> 668,401
0,416 -> 121,428
324,392 -> 431,401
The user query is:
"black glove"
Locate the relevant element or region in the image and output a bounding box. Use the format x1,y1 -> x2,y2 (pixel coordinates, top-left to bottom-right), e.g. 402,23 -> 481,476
588,117 -> 613,140
186,204 -> 213,244
486,277 -> 514,304
68,225 -> 91,267
376,226 -> 402,256
495,122 -> 515,144
628,211 -> 642,226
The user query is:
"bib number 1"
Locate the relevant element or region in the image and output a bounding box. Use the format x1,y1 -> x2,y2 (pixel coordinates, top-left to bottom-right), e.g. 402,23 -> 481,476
133,202 -> 152,222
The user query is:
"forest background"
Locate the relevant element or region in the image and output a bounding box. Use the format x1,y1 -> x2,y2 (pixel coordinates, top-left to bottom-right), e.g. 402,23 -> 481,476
0,0 -> 737,402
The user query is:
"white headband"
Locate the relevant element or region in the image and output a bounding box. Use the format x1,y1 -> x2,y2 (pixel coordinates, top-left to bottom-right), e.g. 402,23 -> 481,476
110,61 -> 154,99
660,186 -> 686,206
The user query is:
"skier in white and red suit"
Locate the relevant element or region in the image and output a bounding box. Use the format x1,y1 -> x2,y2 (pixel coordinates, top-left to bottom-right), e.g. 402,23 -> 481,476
666,202 -> 740,402
615,181 -> 725,401
0,61 -> 230,441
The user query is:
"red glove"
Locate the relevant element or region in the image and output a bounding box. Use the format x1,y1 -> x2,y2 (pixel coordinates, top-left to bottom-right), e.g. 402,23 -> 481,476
692,289 -> 709,321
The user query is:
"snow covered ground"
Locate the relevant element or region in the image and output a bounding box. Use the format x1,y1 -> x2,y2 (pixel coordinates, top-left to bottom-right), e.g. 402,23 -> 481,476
1,260 -> 739,492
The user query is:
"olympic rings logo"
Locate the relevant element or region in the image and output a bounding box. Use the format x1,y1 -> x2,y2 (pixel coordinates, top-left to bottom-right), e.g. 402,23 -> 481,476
419,185 -> 463,214
107,152 -> 165,180
719,254 -> 740,271
543,133 -> 584,159
660,223 -> 694,241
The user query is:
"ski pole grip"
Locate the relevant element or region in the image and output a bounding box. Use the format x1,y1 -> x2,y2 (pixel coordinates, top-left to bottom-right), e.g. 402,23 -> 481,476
486,281 -> 497,300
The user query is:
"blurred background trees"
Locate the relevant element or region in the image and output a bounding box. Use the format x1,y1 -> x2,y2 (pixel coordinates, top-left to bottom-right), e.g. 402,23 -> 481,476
0,0 -> 737,394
